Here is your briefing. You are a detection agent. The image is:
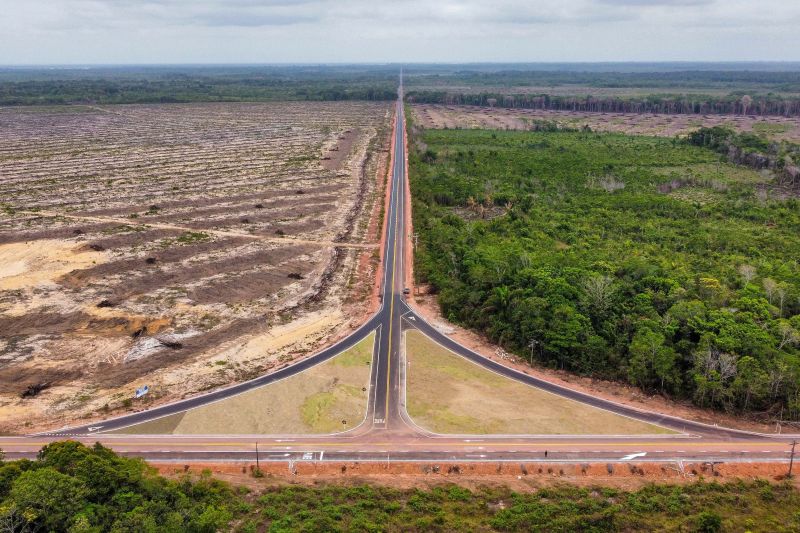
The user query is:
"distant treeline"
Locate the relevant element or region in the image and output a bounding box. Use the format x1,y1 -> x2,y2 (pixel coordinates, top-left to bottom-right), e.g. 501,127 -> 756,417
405,90 -> 800,117
0,67 -> 398,105
406,69 -> 800,90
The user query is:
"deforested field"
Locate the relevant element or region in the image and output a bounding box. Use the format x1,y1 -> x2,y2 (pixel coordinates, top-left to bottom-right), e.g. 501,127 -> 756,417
0,101 -> 392,432
411,104 -> 800,143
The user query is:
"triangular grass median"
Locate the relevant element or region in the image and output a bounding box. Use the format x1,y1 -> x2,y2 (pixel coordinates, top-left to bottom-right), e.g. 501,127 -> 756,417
405,330 -> 674,435
114,332 -> 375,435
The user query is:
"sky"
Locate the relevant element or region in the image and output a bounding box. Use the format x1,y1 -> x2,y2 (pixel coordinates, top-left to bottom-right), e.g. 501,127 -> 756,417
0,0 -> 798,65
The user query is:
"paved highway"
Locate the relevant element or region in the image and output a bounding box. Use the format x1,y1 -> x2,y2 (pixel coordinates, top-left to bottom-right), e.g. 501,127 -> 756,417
3,73 -> 797,464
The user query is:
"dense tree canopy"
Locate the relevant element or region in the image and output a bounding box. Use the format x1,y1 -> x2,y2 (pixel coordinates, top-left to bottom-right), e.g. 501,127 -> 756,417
0,441 -> 236,532
409,124 -> 800,421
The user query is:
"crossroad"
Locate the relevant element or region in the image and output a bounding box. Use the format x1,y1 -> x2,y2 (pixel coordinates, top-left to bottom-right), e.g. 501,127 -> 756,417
3,72 -> 798,465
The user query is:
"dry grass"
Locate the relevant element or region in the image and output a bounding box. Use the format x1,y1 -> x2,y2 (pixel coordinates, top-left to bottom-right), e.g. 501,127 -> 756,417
114,332 -> 375,435
404,330 -> 673,435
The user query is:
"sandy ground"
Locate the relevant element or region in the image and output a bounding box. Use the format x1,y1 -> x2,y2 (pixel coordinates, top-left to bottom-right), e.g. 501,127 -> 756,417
115,333 -> 375,435
409,288 -> 786,435
405,330 -> 670,435
0,240 -> 107,291
410,104 -> 800,143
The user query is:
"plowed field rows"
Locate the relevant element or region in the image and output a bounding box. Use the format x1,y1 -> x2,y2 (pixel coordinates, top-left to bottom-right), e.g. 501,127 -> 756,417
0,101 -> 392,432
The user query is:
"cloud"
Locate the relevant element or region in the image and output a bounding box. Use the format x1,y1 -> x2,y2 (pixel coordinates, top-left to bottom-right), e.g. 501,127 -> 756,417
597,0 -> 712,5
0,0 -> 798,63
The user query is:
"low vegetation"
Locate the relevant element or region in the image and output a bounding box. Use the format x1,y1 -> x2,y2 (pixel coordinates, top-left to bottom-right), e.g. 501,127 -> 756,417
687,126 -> 800,186
1,442 -> 799,532
409,125 -> 800,421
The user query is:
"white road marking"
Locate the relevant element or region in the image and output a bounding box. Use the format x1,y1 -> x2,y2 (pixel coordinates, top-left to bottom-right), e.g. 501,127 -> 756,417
620,452 -> 647,461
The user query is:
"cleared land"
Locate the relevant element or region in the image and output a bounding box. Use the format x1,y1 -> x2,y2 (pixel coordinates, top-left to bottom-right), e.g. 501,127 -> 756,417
0,102 -> 392,433
404,331 -> 672,435
115,332 -> 374,434
411,104 -> 800,143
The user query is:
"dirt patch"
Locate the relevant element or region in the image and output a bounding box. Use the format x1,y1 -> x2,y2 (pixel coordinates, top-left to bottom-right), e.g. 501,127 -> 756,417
405,330 -> 671,435
322,128 -> 359,170
0,239 -> 107,290
154,460 -> 798,493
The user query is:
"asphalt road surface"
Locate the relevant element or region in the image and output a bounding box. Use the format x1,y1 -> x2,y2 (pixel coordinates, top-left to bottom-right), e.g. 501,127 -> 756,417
3,73 -> 797,464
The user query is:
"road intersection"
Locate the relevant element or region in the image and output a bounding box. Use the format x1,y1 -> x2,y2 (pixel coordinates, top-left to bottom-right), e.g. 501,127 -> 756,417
2,76 -> 797,466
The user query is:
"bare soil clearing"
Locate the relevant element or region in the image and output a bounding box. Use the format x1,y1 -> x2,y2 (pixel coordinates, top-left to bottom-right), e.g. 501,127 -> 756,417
404,330 -> 672,435
411,104 -> 800,142
0,239 -> 108,291
114,332 -> 375,434
0,102 -> 393,433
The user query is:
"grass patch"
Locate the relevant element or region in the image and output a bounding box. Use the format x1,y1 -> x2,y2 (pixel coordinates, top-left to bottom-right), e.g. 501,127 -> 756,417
405,330 -> 673,435
753,122 -> 792,135
177,231 -> 211,244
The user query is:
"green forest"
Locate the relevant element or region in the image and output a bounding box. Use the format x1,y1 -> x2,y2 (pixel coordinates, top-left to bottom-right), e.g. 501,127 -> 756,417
408,123 -> 800,421
1,441 -> 799,532
0,66 -> 397,105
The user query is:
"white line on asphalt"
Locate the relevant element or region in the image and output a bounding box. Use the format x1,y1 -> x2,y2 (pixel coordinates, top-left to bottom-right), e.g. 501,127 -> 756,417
620,452 -> 647,461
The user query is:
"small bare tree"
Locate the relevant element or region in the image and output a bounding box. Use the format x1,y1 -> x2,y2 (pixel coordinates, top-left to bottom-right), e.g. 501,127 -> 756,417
738,264 -> 756,285
778,321 -> 799,350
763,278 -> 778,305
741,95 -> 753,115
777,286 -> 787,316
582,275 -> 616,316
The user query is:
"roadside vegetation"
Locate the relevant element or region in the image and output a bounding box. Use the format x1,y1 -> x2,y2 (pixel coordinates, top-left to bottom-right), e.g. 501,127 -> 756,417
409,124 -> 800,422
0,442 -> 238,532
1,441 -> 800,532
